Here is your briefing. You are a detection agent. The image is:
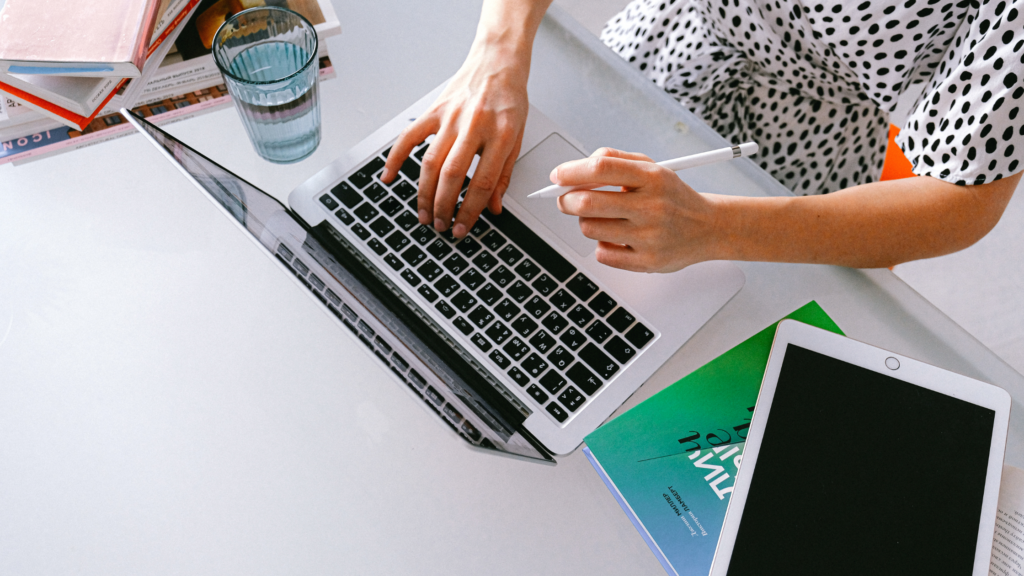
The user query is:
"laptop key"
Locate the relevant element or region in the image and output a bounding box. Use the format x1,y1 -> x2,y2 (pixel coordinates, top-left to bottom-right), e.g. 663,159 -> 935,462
425,385 -> 445,406
529,330 -> 557,354
367,238 -> 387,256
502,337 -> 529,361
567,304 -> 595,328
471,332 -> 492,352
481,230 -> 507,251
497,245 -> 524,266
507,280 -> 533,303
521,353 -> 549,378
586,320 -> 613,344
559,327 -> 586,350
525,384 -> 549,404
399,156 -> 420,181
477,283 -> 502,305
452,316 -> 473,335
364,182 -> 389,203
350,157 -> 385,188
588,292 -> 617,317
625,323 -> 655,348
443,403 -> 463,422
470,219 -> 490,237
460,268 -> 485,290
332,181 -> 363,208
384,253 -> 403,271
455,237 -> 482,258
550,289 -> 576,313
539,370 -> 566,395
607,307 -> 636,332
461,420 -> 482,441
514,259 -> 541,281
434,274 -> 460,298
604,335 -> 637,364
566,273 -> 600,301
541,311 -> 569,334
532,274 -> 558,296
489,349 -> 511,369
508,366 -> 530,386
418,261 -> 443,282
390,352 -> 409,371
473,251 -> 499,273
443,253 -> 470,275
335,208 -> 355,225
407,195 -> 419,211
370,216 -> 395,237
379,196 -> 403,216
320,194 -> 339,210
395,210 -> 419,231
545,402 -> 568,423
468,305 -> 495,329
579,343 -> 620,379
511,314 -> 539,337
547,346 -> 575,371
494,299 -> 521,321
408,369 -> 427,389
490,265 -> 515,288
417,284 -> 438,302
393,180 -> 417,200
385,231 -> 410,252
485,320 -> 512,344
567,363 -> 603,395
400,268 -> 421,286
411,225 -> 435,245
435,300 -> 456,319
351,223 -> 371,240
558,386 -> 585,412
426,238 -> 453,260
524,295 -> 551,319
401,245 -> 426,267
451,289 -> 477,313
354,202 -> 379,222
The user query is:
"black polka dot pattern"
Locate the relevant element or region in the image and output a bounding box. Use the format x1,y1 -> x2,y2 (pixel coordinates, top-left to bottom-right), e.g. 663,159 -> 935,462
600,0 -> 1024,193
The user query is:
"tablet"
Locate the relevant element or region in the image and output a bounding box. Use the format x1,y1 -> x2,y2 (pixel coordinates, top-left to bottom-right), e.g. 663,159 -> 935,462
709,320 -> 1011,576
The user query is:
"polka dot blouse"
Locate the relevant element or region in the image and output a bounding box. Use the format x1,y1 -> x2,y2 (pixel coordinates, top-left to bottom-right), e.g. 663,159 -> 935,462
600,0 -> 1024,194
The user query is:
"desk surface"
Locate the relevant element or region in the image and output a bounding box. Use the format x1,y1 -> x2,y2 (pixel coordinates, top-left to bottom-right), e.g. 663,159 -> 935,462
1,3 -> 1021,574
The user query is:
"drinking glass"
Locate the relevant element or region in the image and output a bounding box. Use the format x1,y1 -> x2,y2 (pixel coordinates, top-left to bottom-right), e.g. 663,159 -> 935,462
212,7 -> 320,164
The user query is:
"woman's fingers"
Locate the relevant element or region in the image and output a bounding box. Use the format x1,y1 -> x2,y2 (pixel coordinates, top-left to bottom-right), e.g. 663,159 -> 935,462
593,242 -> 651,273
487,130 -> 524,216
576,216 -> 635,245
558,189 -> 635,219
432,135 -> 484,231
591,147 -> 655,163
452,139 -> 512,237
383,114 -> 437,184
550,155 -> 655,189
416,126 -> 459,224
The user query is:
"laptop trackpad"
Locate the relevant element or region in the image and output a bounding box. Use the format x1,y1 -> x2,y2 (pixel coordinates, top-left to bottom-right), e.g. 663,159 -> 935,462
506,134 -> 595,259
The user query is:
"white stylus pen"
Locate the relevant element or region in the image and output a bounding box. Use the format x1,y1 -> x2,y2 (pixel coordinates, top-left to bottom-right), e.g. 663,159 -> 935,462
527,141 -> 759,199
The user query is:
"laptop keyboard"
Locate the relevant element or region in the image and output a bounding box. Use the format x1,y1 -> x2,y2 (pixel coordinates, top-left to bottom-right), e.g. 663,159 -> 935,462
317,142 -> 658,425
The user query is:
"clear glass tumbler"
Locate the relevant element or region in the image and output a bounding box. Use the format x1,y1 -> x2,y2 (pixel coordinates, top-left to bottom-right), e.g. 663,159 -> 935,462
212,7 -> 320,164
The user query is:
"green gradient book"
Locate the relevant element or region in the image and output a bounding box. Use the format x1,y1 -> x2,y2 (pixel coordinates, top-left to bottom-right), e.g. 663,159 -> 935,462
583,302 -> 843,576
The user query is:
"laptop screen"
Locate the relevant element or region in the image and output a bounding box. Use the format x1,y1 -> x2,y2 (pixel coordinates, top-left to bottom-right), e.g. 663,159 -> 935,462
124,110 -> 553,463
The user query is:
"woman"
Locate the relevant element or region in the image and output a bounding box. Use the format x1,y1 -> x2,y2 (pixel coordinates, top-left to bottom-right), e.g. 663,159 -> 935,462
381,0 -> 1023,271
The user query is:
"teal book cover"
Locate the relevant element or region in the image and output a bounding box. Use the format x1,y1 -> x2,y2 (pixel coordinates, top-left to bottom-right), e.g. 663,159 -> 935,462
583,301 -> 843,576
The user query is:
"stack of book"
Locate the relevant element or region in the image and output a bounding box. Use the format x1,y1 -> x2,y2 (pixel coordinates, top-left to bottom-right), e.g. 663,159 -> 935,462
0,0 -> 340,166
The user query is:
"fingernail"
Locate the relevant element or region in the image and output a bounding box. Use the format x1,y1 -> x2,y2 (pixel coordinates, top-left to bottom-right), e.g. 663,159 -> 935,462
453,223 -> 467,238
549,167 -> 558,183
434,218 -> 446,232
419,209 -> 429,224
381,168 -> 391,182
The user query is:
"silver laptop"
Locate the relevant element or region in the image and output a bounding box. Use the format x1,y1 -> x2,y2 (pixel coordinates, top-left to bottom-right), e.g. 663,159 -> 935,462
122,83 -> 744,461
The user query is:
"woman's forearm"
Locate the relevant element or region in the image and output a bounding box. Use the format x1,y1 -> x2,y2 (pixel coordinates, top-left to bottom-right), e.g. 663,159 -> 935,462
473,0 -> 553,65
708,174 -> 1020,268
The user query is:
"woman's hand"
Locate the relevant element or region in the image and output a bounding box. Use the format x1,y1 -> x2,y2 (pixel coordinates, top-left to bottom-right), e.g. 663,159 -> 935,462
555,148 -> 721,273
380,0 -> 553,239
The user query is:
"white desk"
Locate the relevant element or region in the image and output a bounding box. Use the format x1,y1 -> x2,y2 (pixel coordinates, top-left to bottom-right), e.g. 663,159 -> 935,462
1,3 -> 1021,574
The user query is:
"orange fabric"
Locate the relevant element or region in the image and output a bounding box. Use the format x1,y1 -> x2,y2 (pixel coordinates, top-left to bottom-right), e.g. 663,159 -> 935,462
880,124 -> 917,181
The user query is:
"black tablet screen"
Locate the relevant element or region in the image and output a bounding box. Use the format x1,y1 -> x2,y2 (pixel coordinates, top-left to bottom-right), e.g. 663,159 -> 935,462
726,345 -> 995,576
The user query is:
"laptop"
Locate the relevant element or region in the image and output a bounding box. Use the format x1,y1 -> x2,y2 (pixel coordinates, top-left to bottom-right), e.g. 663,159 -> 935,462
122,82 -> 744,462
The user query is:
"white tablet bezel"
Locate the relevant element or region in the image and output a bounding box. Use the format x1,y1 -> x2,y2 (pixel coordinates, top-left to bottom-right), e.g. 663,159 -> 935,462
708,320 -> 1011,576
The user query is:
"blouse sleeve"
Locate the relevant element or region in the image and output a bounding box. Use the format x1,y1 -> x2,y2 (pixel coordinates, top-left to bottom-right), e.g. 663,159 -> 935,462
895,0 -> 1024,185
